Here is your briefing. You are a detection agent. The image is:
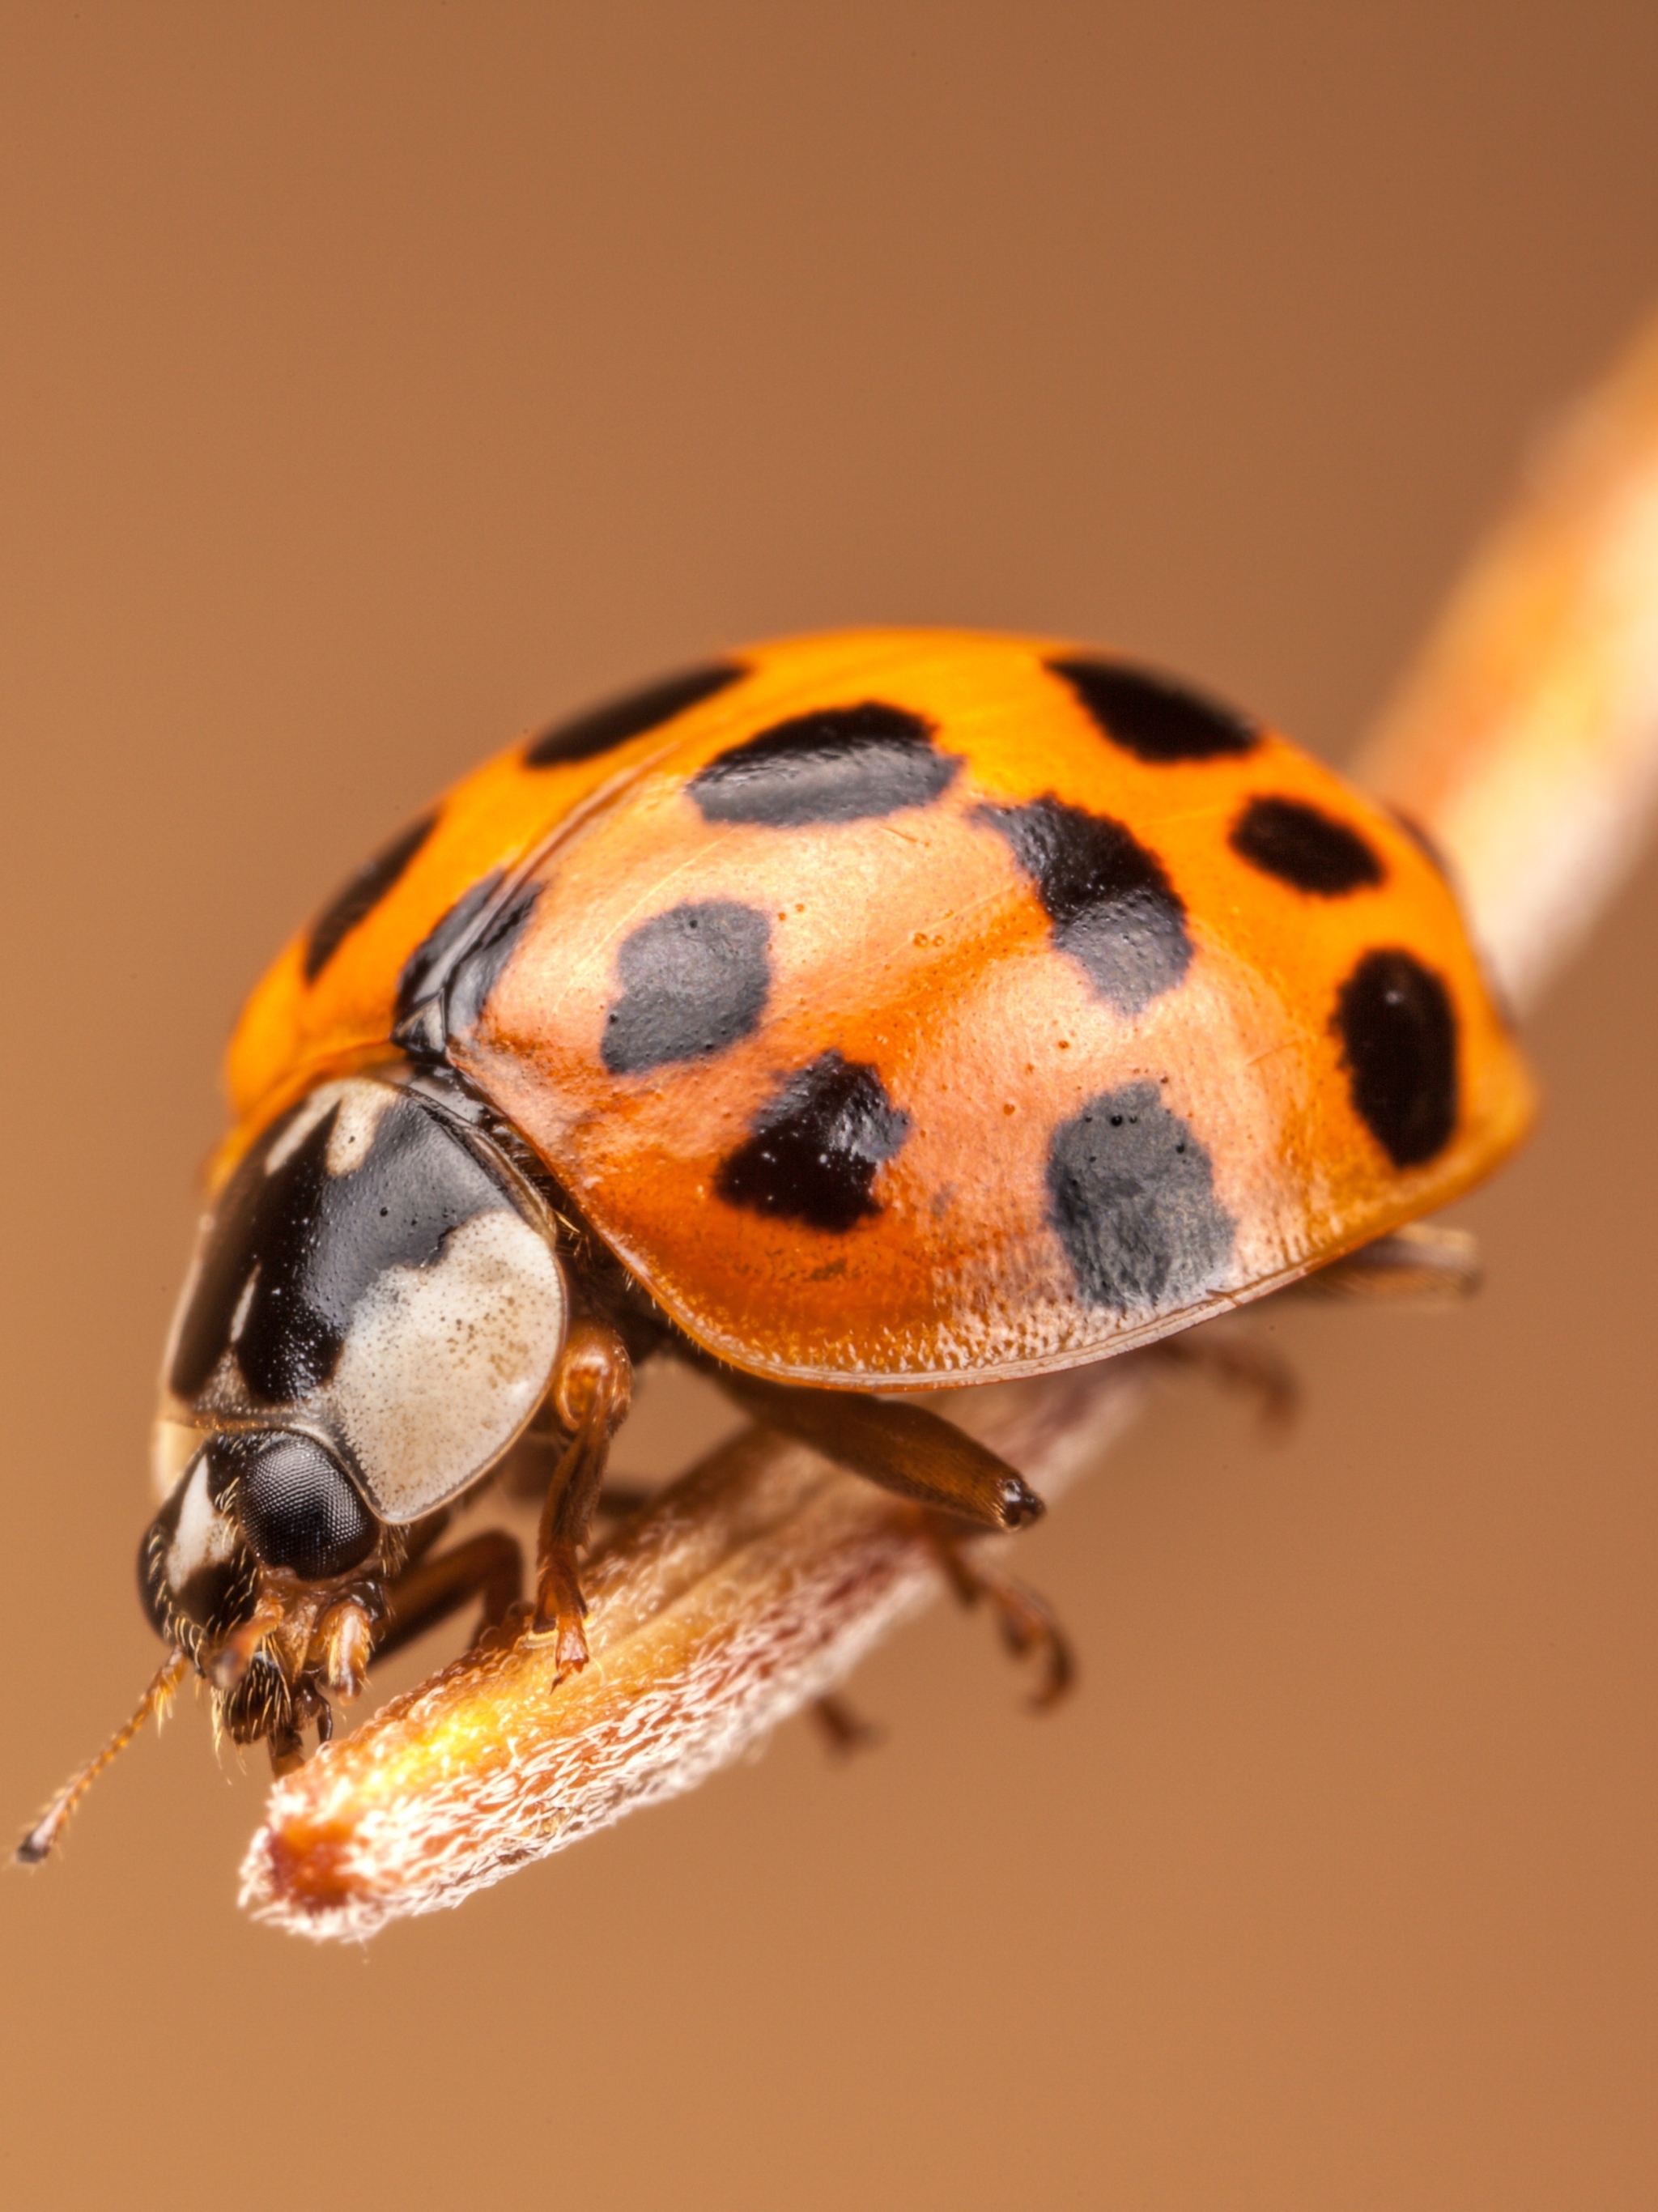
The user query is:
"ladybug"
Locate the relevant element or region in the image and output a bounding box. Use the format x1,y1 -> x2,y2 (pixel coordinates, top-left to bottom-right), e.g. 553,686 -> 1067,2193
20,629 -> 1533,1853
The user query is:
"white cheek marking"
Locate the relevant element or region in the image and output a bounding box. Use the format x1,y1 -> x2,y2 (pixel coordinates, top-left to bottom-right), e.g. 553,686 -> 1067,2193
229,1268 -> 257,1343
151,1419 -> 203,1504
329,1211 -> 565,1522
165,1457 -> 239,1593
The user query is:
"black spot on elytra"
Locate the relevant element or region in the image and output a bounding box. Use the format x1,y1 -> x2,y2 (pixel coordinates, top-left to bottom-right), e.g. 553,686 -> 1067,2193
391,874 -> 541,1057
602,901 -> 772,1074
304,810 -> 439,983
979,794 -> 1192,1013
1333,949 -> 1459,1168
689,701 -> 960,826
1047,656 -> 1259,764
524,662 -> 746,769
1047,1081 -> 1235,1312
1230,795 -> 1384,896
716,1051 -> 910,1232
168,1089 -> 519,1406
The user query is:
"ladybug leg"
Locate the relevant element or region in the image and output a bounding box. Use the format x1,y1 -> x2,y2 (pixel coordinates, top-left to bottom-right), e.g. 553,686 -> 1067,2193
495,1427 -> 559,1500
1291,1221 -> 1481,1304
929,1526 -> 1076,1711
528,1322 -> 635,1682
716,1372 -> 1044,1533
809,1692 -> 884,1757
372,1529 -> 526,1665
292,1533 -> 525,1755
500,1442 -> 656,1520
593,1478 -> 657,1523
1154,1318 -> 1299,1434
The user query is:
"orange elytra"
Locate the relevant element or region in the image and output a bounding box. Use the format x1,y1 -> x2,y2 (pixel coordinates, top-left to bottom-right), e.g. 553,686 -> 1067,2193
233,627 -> 1533,1383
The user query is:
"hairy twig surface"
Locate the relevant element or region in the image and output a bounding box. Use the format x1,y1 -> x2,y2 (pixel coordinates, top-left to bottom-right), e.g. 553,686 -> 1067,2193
244,1361 -> 1150,1938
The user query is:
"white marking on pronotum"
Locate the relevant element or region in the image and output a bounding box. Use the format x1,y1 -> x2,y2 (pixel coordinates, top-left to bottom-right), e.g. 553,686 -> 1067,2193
324,1080 -> 401,1176
228,1268 -> 257,1343
151,1418 -> 202,1503
329,1209 -> 565,1522
263,1081 -> 346,1173
262,1075 -> 400,1178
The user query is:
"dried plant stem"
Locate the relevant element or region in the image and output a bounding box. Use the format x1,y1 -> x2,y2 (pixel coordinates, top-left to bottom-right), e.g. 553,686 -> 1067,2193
1356,309 -> 1658,1013
243,1362 -> 1150,1939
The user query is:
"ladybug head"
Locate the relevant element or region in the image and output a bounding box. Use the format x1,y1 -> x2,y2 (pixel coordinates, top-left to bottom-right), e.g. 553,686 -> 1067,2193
17,1421 -> 397,1860
138,1427 -> 384,1755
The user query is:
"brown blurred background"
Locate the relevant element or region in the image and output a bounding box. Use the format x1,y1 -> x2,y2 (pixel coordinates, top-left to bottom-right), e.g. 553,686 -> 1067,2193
2,6 -> 1656,2206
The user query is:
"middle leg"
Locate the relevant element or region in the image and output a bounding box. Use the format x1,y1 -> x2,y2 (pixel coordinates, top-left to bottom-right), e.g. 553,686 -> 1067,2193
716,1366 -> 1070,1705
715,1369 -> 1045,1532
929,1521 -> 1075,1709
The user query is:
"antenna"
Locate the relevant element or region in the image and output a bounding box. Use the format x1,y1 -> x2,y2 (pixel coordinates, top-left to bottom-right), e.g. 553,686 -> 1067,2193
16,1650 -> 189,1865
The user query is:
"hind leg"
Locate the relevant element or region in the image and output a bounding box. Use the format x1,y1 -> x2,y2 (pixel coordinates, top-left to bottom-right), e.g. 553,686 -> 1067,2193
929,1521 -> 1075,1710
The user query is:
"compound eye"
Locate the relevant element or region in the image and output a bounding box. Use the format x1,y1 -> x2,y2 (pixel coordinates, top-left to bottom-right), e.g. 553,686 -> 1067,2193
225,1431 -> 379,1580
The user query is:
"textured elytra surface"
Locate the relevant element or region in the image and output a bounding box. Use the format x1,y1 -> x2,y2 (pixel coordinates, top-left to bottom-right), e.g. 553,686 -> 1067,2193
223,629 -> 1534,1389
1046,1082 -> 1235,1311
602,900 -> 772,1074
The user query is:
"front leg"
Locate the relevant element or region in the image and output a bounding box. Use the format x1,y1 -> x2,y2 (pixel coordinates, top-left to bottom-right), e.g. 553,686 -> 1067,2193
374,1529 -> 525,1663
272,1529 -> 526,1772
527,1321 -> 635,1680
311,1529 -> 526,1707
